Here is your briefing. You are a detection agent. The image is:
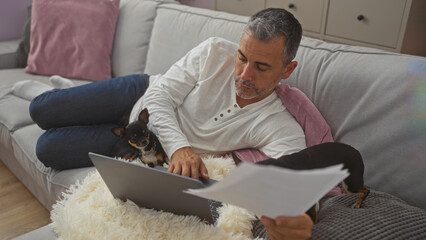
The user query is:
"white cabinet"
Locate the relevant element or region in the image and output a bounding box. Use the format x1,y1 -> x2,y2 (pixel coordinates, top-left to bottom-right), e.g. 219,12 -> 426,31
266,0 -> 326,34
214,0 -> 426,56
326,0 -> 407,49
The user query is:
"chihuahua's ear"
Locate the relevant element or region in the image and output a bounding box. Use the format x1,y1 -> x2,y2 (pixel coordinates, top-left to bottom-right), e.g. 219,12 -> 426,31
139,108 -> 149,124
112,127 -> 125,138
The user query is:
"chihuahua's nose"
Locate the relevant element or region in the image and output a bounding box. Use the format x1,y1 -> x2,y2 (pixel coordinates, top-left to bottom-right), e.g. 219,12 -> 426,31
141,139 -> 148,146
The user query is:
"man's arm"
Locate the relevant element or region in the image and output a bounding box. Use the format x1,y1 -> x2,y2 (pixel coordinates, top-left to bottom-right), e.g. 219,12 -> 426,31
143,40 -> 212,179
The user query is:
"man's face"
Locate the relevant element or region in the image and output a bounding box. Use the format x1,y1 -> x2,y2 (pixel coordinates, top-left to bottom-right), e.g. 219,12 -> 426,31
235,31 -> 297,106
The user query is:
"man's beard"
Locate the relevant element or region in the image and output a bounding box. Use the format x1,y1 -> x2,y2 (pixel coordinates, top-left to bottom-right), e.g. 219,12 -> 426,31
235,77 -> 274,100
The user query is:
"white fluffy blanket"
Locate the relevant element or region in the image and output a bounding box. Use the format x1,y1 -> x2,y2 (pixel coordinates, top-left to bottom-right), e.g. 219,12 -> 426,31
50,155 -> 266,240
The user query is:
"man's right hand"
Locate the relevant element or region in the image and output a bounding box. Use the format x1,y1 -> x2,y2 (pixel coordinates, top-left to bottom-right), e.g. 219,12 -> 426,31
261,214 -> 313,240
168,147 -> 209,180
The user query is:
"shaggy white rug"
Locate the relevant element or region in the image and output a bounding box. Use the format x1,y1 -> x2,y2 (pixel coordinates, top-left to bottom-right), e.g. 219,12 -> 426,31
50,155 -> 266,240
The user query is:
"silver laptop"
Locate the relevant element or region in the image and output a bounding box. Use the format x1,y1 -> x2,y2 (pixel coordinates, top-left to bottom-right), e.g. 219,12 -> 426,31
88,152 -> 216,224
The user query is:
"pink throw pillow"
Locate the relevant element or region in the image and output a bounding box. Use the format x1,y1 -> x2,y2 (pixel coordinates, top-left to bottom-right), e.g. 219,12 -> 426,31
25,0 -> 120,81
275,84 -> 334,147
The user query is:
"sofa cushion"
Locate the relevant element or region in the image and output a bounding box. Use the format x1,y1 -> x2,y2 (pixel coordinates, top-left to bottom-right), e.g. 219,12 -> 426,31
287,37 -> 426,209
11,124 -> 95,209
0,40 -> 20,69
145,4 -> 248,75
11,124 -> 50,174
25,0 -> 120,81
312,190 -> 426,239
0,95 -> 33,131
0,124 -> 12,150
111,0 -> 161,77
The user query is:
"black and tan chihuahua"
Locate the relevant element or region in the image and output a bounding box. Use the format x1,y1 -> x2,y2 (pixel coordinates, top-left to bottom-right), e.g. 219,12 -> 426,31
111,108 -> 167,167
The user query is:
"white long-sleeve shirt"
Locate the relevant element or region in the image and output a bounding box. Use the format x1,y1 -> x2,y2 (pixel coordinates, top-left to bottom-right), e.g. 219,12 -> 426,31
130,37 -> 306,159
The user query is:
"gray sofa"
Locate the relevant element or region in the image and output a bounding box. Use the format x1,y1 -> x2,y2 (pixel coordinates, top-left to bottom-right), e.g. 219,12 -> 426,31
2,1 -> 425,239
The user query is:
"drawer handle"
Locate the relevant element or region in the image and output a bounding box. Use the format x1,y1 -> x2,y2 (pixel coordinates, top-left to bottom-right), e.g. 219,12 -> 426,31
357,14 -> 365,21
288,3 -> 295,9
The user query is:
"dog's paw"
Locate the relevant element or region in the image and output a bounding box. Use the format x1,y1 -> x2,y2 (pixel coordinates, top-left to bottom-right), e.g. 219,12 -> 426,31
351,202 -> 362,209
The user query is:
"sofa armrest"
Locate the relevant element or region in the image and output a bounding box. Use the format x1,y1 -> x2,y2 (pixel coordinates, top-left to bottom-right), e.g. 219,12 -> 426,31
0,40 -> 20,69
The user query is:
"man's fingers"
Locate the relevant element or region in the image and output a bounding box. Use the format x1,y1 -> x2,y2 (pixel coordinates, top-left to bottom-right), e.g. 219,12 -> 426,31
260,216 -> 274,226
169,160 -> 209,180
167,163 -> 174,173
190,164 -> 199,180
170,163 -> 182,175
200,162 -> 209,180
169,147 -> 210,179
182,167 -> 191,177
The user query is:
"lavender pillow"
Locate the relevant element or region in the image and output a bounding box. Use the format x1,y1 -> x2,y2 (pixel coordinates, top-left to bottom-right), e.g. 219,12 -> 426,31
25,0 -> 120,81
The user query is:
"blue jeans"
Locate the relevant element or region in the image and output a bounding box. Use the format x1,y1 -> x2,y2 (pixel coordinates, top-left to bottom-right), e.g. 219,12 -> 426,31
29,74 -> 150,170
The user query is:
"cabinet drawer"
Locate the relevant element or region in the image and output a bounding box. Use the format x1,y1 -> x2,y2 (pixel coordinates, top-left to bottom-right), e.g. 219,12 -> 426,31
216,0 -> 265,16
266,0 -> 325,33
326,0 -> 407,48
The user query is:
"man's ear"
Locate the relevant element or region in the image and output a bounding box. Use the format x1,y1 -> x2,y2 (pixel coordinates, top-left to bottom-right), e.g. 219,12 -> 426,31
112,127 -> 125,138
281,61 -> 298,80
139,108 -> 149,124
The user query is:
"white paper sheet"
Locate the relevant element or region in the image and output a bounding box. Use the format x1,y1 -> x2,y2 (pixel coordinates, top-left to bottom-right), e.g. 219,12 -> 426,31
184,162 -> 349,218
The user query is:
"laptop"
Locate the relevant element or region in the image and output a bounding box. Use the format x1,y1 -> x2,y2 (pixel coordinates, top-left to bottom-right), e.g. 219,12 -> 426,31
88,152 -> 216,224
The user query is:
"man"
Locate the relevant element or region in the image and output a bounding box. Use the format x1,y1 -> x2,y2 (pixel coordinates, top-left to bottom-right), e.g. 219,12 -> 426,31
31,8 -> 314,239
137,8 -> 305,181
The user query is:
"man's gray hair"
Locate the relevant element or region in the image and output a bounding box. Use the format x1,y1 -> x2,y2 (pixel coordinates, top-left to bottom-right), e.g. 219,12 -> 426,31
245,8 -> 302,64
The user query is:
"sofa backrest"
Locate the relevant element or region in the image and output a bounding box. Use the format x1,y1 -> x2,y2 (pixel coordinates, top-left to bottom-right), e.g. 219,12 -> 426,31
143,3 -> 426,209
111,0 -> 177,78
289,38 -> 426,209
144,3 -> 248,75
